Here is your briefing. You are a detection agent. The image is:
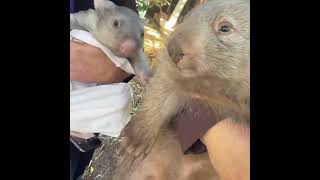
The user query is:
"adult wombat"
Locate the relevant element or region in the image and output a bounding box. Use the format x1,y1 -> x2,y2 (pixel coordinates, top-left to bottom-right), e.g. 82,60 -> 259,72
116,0 -> 250,179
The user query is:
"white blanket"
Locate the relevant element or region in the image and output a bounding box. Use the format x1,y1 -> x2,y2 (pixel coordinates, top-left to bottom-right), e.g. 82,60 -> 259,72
70,29 -> 134,138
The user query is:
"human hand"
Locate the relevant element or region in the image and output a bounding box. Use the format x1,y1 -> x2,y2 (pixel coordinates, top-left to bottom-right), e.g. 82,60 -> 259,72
70,40 -> 131,84
202,119 -> 250,180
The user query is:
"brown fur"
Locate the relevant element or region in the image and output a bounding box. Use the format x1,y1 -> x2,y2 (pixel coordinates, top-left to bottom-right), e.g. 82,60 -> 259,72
115,0 -> 250,179
115,129 -> 218,180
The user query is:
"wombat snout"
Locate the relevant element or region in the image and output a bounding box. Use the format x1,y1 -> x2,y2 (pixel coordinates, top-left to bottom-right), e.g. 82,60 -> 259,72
120,39 -> 137,57
167,38 -> 184,64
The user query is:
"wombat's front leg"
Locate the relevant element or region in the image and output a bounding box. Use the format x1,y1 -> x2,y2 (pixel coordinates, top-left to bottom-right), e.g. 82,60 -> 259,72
130,50 -> 153,84
70,9 -> 97,31
116,75 -> 180,176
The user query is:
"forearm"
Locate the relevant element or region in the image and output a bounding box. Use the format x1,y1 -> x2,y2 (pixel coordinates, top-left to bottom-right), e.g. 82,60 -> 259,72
99,66 -> 132,84
202,119 -> 250,180
70,40 -> 133,84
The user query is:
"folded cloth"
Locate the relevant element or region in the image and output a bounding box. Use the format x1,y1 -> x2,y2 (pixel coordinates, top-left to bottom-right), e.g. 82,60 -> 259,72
70,29 -> 134,138
70,83 -> 133,138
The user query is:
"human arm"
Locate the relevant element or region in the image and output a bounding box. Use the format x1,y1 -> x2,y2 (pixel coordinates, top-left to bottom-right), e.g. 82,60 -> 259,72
70,40 -> 132,84
201,119 -> 250,180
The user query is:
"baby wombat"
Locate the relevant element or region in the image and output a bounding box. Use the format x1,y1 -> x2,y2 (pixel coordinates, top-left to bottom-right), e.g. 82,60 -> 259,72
70,0 -> 152,83
116,0 -> 249,179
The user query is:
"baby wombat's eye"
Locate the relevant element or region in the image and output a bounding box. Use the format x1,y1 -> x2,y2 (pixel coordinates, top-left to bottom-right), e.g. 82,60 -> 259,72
112,20 -> 120,28
141,32 -> 144,38
217,22 -> 234,35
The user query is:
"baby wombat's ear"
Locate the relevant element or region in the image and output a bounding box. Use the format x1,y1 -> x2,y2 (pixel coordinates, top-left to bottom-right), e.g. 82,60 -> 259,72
94,0 -> 116,10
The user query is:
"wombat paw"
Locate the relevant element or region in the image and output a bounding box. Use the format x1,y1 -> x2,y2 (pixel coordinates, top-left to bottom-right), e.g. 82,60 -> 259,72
124,131 -> 155,156
115,147 -> 146,178
117,125 -> 157,163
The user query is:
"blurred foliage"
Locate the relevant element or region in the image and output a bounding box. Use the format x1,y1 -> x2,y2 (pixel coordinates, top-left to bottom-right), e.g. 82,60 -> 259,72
136,0 -> 171,17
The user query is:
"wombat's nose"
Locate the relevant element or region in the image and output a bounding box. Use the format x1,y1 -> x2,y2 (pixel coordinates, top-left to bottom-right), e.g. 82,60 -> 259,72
120,39 -> 136,57
167,39 -> 184,64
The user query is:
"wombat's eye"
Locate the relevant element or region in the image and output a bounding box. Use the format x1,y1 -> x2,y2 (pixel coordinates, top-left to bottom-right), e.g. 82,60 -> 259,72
217,22 -> 234,34
141,32 -> 144,37
113,20 -> 120,28
220,25 -> 230,32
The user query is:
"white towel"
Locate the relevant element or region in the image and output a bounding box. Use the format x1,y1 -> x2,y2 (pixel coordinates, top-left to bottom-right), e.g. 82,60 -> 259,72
70,30 -> 134,138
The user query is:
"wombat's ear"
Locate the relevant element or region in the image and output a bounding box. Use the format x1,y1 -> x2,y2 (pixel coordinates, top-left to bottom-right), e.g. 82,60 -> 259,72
94,0 -> 116,10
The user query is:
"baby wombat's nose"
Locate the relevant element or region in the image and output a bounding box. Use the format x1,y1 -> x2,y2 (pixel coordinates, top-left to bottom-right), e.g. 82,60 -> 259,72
167,39 -> 184,64
120,39 -> 137,57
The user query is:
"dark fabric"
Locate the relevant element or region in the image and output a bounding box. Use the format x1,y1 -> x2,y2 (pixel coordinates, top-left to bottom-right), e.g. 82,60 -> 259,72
185,139 -> 207,154
70,0 -> 94,13
123,74 -> 135,83
70,141 -> 95,180
173,99 -> 218,154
